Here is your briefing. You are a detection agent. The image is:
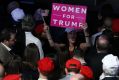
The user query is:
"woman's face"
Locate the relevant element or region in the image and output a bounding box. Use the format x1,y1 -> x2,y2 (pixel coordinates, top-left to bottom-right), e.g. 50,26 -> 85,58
67,31 -> 77,44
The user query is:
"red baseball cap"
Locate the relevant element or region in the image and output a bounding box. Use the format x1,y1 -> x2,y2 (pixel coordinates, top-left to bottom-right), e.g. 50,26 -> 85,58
66,58 -> 81,70
80,66 -> 93,79
3,74 -> 21,80
37,57 -> 54,73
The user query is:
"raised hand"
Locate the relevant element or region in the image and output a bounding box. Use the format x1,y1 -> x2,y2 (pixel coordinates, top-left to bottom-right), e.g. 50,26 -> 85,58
43,23 -> 49,32
80,23 -> 88,31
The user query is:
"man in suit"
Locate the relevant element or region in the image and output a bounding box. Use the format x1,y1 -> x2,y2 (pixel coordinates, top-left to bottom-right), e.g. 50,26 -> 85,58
85,35 -> 110,80
0,28 -> 20,68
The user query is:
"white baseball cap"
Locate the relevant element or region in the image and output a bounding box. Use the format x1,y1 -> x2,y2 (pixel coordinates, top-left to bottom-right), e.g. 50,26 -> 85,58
11,8 -> 25,22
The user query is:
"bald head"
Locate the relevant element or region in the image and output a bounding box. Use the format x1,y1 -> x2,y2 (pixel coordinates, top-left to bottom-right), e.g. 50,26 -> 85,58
96,35 -> 110,51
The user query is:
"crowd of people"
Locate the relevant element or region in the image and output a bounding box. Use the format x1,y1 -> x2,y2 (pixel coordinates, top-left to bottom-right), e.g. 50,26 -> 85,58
0,1 -> 119,80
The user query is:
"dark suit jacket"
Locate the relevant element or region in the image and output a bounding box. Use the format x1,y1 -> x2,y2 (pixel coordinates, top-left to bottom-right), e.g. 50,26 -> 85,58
12,29 -> 26,57
0,43 -> 13,66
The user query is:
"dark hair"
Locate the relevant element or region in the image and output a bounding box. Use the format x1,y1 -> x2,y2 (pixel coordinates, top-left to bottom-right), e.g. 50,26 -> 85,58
7,1 -> 20,13
5,60 -> 21,74
63,31 -> 81,50
22,15 -> 35,31
24,43 -> 40,67
67,68 -> 80,73
73,50 -> 84,58
40,71 -> 54,77
0,28 -> 16,42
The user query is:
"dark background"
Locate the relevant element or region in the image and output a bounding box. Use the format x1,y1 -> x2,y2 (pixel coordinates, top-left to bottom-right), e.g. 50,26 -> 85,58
0,0 -> 119,34
18,0 -> 119,13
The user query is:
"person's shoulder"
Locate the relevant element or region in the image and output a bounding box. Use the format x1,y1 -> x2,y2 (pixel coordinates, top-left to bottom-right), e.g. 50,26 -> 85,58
0,43 -> 7,51
0,43 -> 3,47
26,33 -> 41,42
92,32 -> 102,38
30,34 -> 40,42
0,44 -> 4,53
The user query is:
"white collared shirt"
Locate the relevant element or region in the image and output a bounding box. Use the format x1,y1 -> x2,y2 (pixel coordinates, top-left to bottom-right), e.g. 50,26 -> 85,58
1,42 -> 11,51
25,32 -> 44,59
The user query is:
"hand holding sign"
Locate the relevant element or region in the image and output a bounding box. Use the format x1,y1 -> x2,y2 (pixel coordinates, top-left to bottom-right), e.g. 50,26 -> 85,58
80,23 -> 88,30
81,23 -> 89,36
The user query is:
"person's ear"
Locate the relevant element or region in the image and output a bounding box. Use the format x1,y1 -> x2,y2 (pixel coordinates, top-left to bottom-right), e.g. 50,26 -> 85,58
38,68 -> 40,72
3,40 -> 9,45
65,68 -> 68,75
19,74 -> 22,80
